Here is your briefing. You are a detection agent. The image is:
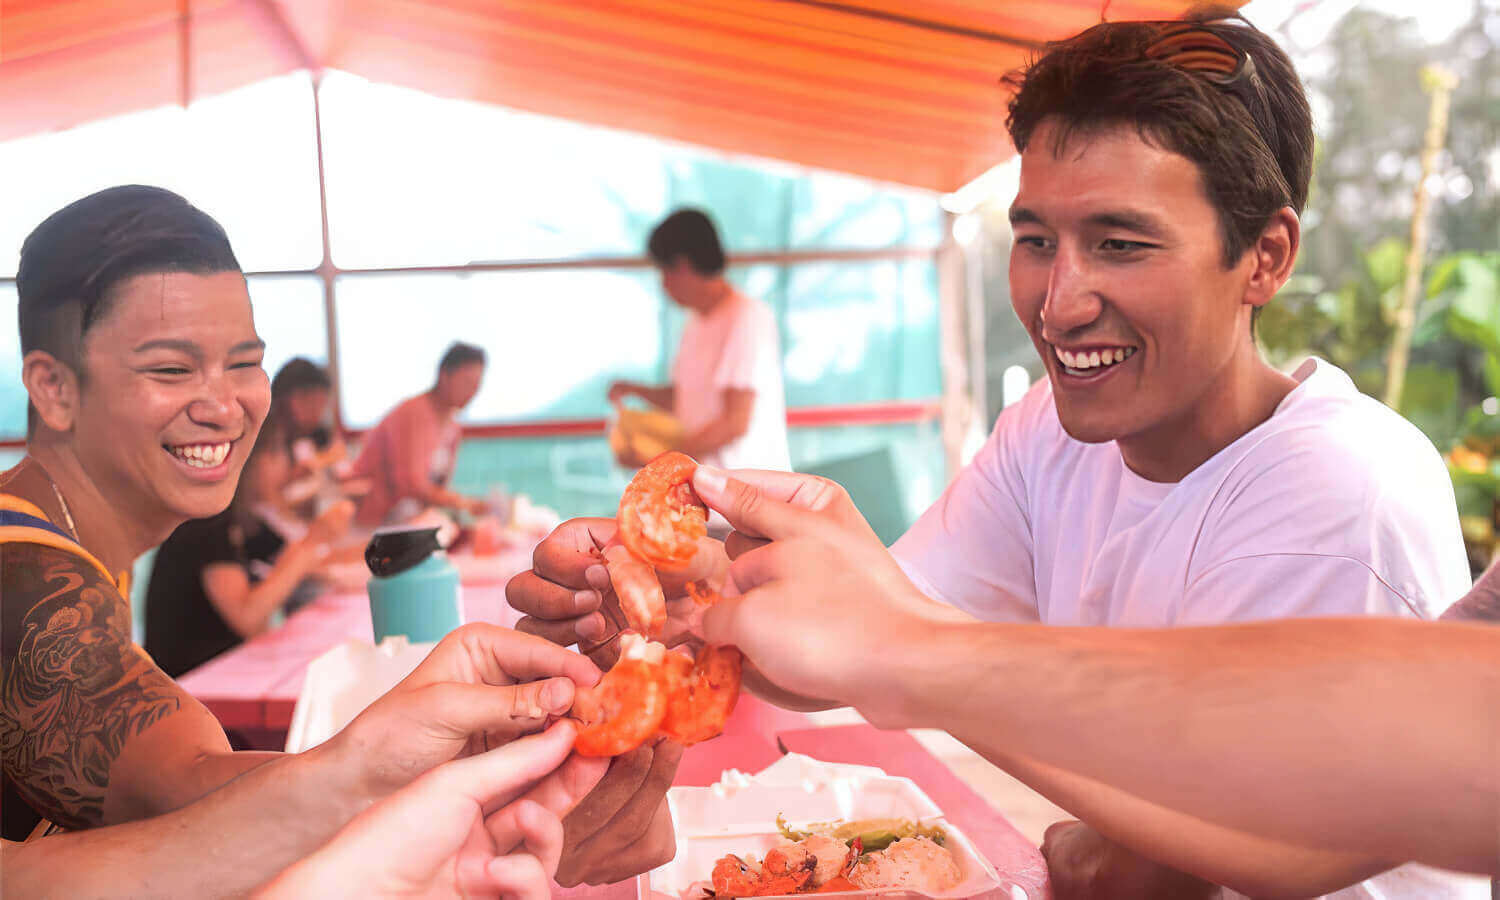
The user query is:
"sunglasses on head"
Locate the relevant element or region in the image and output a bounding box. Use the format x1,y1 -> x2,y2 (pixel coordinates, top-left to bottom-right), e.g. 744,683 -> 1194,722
1143,22 -> 1258,88
1075,17 -> 1273,149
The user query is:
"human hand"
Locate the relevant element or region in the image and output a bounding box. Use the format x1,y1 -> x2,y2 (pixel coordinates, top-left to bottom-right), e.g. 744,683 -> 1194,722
507,518 -> 724,668
329,624 -> 602,798
607,381 -> 637,406
613,443 -> 650,471
554,737 -> 683,886
694,467 -> 944,719
1041,821 -> 1223,900
261,721 -> 608,899
307,499 -> 356,548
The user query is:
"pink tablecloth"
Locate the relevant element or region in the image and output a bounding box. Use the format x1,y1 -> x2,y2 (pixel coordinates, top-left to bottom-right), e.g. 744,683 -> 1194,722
177,546 -> 534,732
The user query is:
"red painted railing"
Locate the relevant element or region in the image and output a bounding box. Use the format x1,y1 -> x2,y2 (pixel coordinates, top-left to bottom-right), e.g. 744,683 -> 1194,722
0,399 -> 940,449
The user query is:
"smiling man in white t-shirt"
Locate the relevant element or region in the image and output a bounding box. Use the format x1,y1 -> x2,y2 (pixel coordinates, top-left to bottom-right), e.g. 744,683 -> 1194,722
881,18 -> 1478,900
608,208 -> 790,474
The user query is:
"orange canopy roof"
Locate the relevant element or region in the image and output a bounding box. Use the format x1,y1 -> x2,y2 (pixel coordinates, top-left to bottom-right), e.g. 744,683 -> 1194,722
2,0 -> 1237,192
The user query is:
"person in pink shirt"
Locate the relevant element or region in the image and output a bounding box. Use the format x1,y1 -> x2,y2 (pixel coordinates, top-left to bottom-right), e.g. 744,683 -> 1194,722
350,342 -> 490,528
608,208 -> 791,474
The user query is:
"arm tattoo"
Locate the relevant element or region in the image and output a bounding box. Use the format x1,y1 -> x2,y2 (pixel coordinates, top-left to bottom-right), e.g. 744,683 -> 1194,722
1,543 -> 181,828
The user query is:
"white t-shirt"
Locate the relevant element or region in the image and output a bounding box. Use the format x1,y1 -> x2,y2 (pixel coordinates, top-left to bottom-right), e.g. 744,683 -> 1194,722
672,289 -> 791,472
892,358 -> 1485,900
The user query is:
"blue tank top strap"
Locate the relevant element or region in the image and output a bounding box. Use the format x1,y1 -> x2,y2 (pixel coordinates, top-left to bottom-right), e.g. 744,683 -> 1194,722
0,509 -> 75,541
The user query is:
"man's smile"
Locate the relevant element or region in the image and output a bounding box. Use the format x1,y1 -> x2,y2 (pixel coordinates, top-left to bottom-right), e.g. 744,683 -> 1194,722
1053,344 -> 1138,378
163,440 -> 236,469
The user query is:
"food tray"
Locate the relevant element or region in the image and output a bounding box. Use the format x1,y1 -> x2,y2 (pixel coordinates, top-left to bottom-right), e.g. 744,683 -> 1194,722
637,754 -> 1032,900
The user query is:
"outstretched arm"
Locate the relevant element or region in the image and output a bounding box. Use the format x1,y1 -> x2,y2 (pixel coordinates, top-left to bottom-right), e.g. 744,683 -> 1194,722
609,381 -> 675,412
3,724 -> 604,899
1,541 -> 379,888
694,466 -> 1500,879
898,617 -> 1500,876
3,541 -> 595,894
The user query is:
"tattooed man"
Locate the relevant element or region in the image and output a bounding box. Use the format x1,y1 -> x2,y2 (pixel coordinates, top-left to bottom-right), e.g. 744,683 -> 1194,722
1,187 -> 607,895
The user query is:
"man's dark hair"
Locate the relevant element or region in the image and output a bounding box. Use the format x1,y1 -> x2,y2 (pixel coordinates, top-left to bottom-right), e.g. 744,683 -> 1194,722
16,185 -> 241,431
1005,14 -> 1313,270
438,342 -> 487,375
647,208 -> 727,276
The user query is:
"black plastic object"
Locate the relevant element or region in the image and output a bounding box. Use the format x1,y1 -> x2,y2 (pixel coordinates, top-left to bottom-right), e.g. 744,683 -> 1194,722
365,527 -> 443,578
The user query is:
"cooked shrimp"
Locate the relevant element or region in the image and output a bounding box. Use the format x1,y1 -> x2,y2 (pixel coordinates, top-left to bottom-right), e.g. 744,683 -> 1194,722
712,854 -> 762,899
601,543 -> 666,638
573,635 -> 672,757
756,845 -> 818,896
658,644 -> 742,745
709,836 -> 860,898
617,451 -> 706,569
576,452 -> 744,758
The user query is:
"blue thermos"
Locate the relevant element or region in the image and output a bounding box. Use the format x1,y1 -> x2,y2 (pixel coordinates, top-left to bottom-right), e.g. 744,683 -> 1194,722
365,526 -> 463,644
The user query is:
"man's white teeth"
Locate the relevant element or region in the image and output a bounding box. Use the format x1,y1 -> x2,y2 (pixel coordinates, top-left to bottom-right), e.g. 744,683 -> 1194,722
170,443 -> 231,468
1056,346 -> 1135,372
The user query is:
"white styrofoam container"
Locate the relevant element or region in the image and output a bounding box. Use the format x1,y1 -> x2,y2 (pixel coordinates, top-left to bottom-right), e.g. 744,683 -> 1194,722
637,755 -> 1032,900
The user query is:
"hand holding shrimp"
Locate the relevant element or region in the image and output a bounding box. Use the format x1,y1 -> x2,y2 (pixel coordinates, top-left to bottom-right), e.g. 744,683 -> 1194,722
692,466 -> 955,721
508,517 -> 723,668
572,452 -> 743,757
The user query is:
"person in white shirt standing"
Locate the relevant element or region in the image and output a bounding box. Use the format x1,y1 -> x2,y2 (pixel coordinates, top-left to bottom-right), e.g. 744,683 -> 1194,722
608,208 -> 791,475
512,14 -> 1484,900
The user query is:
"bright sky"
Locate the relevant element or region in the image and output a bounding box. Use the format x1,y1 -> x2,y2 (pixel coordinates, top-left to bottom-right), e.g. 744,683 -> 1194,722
1242,0 -> 1476,50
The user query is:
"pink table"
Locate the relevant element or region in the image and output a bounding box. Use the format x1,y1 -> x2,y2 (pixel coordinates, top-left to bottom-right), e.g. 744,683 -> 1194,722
177,546 -> 534,737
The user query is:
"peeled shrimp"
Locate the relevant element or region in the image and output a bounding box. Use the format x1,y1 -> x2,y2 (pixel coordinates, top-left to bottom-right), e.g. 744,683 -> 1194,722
571,451 -> 742,758
600,544 -> 666,638
573,635 -> 672,757
571,636 -> 740,757
617,451 -> 706,569
658,644 -> 743,745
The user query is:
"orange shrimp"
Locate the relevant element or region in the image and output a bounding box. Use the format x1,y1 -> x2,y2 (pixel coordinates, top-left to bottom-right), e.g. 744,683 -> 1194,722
573,636 -> 672,757
712,855 -> 762,899
617,451 -> 707,569
600,543 -> 666,638
756,844 -> 819,895
658,644 -> 742,745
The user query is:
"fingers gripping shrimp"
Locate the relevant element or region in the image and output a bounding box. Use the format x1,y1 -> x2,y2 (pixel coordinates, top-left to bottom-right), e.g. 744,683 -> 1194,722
659,644 -> 743,745
572,638 -> 740,756
618,451 -> 707,569
601,544 -> 666,637
574,451 -> 742,758
573,635 -> 672,757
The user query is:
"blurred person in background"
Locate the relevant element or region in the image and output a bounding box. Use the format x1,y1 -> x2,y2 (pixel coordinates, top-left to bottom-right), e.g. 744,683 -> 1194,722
349,341 -> 490,528
244,357 -> 360,533
144,356 -> 360,681
608,208 -> 791,476
143,491 -> 354,680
